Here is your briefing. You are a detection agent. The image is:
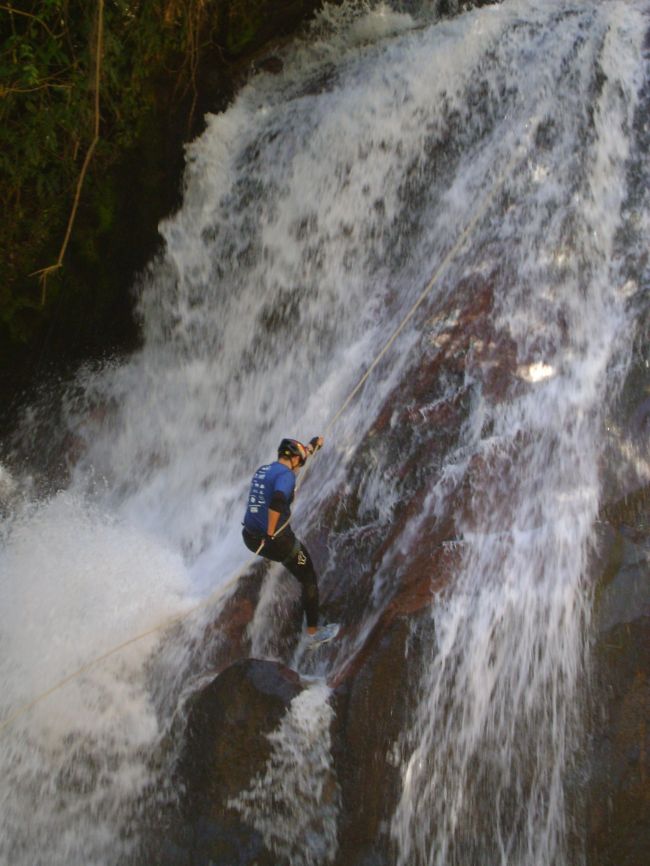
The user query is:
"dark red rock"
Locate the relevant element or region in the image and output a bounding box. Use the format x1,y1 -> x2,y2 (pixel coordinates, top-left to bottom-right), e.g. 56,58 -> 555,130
587,455 -> 650,866
156,658 -> 304,865
587,617 -> 650,866
158,274 -> 650,866
181,658 -> 302,802
331,611 -> 434,866
192,569 -> 261,676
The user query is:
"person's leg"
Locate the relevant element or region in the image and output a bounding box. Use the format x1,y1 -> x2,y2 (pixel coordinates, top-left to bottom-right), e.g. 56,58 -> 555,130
242,527 -> 319,628
281,540 -> 320,629
243,526 -> 292,562
242,527 -> 266,555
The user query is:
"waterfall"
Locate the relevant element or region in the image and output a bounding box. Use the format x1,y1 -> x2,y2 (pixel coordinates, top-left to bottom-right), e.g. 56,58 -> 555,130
228,682 -> 339,866
1,1 -> 648,864
389,3 -> 649,865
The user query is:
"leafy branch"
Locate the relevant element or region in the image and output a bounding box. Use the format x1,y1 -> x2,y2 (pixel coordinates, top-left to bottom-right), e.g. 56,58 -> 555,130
0,80 -> 71,94
0,3 -> 63,40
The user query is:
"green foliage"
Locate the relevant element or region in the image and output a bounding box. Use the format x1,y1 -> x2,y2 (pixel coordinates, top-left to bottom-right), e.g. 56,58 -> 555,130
0,0 -> 322,377
0,0 -> 205,348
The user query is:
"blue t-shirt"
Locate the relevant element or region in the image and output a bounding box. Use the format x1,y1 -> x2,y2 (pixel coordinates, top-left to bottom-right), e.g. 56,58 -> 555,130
243,461 -> 296,535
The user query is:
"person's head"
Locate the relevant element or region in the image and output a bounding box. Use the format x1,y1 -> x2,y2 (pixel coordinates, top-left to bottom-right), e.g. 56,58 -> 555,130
278,438 -> 307,470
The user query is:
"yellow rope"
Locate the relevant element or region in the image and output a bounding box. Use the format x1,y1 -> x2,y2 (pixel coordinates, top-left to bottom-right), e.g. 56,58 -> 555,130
324,186 -> 498,437
0,564 -> 250,736
0,614 -> 185,735
0,139 -> 524,736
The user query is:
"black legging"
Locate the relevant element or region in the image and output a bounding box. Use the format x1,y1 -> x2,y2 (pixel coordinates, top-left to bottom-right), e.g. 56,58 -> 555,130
242,526 -> 319,628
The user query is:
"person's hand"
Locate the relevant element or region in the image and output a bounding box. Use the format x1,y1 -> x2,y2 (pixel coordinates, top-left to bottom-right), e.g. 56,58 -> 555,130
307,436 -> 324,454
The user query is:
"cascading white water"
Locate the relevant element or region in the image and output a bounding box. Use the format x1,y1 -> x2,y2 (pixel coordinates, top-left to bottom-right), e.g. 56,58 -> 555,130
0,493 -> 193,865
1,1 -> 648,864
389,3 -> 650,866
228,682 -> 340,866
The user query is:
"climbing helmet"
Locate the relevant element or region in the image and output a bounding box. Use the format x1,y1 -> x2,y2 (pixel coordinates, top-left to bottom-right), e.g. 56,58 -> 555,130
278,438 -> 307,466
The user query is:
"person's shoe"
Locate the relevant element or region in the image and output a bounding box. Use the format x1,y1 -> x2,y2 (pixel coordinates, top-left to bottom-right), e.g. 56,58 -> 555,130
306,623 -> 340,649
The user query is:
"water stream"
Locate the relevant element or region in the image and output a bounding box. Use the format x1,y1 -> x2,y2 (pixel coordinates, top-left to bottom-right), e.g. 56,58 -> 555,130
1,1 -> 648,864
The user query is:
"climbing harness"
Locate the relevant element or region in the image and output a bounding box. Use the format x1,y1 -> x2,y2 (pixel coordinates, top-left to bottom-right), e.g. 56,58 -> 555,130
0,135 -> 527,736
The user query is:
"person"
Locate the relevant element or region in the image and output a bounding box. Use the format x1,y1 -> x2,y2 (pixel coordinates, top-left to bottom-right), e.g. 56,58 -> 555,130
242,436 -> 324,636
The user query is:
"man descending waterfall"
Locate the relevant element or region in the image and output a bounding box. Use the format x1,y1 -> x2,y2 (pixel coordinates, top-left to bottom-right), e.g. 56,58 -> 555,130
242,437 -> 324,637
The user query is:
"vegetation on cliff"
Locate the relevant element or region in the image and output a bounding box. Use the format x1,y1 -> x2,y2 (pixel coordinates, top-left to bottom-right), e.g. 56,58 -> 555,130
1,2 -> 190,364
0,0 -> 321,410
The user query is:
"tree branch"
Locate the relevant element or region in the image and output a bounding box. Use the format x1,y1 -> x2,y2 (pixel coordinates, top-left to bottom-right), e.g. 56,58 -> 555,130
1,80 -> 72,97
0,4 -> 62,40
32,0 -> 104,303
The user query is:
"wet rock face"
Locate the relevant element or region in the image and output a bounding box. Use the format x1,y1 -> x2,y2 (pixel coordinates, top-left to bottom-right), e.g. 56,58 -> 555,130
588,490 -> 650,866
315,274 -> 498,630
588,616 -> 650,866
217,0 -> 324,58
158,278 -> 649,866
587,353 -> 650,866
163,659 -> 303,865
331,612 -> 434,866
180,658 -> 302,803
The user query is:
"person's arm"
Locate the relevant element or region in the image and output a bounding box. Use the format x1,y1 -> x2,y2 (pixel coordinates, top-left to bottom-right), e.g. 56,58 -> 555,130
267,437 -> 322,537
306,436 -> 324,456
267,507 -> 282,538
266,488 -> 288,539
